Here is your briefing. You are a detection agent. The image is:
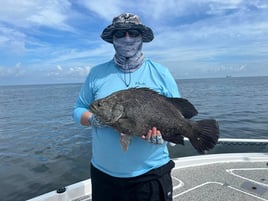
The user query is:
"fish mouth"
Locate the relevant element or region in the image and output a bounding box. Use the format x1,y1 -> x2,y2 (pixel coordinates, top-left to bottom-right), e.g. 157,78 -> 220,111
89,104 -> 120,125
98,113 -> 122,125
90,103 -> 123,125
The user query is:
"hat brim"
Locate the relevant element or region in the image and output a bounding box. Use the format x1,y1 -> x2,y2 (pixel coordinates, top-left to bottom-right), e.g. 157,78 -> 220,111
101,23 -> 154,43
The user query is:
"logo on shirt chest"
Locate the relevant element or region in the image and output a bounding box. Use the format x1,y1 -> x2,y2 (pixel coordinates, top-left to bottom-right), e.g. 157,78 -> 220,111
134,81 -> 146,86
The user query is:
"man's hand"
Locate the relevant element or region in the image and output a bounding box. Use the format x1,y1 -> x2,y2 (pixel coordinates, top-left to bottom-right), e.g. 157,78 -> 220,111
142,127 -> 164,144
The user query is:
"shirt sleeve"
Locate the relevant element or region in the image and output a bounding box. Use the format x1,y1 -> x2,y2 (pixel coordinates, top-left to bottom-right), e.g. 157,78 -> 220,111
161,68 -> 181,98
72,75 -> 94,124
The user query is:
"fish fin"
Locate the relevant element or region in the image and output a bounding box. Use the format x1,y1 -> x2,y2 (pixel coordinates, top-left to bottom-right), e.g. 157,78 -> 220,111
189,119 -> 219,153
118,118 -> 135,129
167,98 -> 198,119
163,134 -> 184,145
120,133 -> 132,152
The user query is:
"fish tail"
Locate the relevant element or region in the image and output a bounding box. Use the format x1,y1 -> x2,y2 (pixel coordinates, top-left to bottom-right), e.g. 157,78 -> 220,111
189,119 -> 220,153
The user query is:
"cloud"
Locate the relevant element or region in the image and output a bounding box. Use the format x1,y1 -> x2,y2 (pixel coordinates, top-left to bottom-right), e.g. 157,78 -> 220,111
206,64 -> 247,73
56,65 -> 63,71
0,25 -> 26,55
47,65 -> 91,83
0,63 -> 25,78
144,0 -> 268,69
0,0 -> 72,29
1,0 -> 268,84
69,66 -> 90,76
78,0 -> 135,21
0,0 -> 75,57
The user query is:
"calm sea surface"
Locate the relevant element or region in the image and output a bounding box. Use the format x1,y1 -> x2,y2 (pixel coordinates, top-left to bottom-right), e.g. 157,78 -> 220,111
0,76 -> 268,200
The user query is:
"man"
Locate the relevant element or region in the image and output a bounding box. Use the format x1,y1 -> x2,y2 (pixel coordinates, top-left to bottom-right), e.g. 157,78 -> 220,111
73,13 -> 180,201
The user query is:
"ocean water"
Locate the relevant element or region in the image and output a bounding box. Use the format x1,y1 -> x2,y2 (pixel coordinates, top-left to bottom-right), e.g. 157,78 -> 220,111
0,76 -> 267,200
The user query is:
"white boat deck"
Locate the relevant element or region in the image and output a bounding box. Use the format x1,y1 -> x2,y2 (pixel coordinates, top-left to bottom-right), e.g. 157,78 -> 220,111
28,139 -> 268,201
28,153 -> 268,201
172,153 -> 268,201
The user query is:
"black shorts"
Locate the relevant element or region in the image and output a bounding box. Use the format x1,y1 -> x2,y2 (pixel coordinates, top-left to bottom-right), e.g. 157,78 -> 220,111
90,160 -> 175,201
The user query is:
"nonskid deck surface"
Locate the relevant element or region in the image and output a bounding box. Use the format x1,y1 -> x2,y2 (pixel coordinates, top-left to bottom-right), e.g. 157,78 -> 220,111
28,152 -> 268,201
172,153 -> 268,201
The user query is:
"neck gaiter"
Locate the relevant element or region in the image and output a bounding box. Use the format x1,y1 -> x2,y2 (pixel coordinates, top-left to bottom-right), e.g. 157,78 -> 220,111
113,36 -> 144,72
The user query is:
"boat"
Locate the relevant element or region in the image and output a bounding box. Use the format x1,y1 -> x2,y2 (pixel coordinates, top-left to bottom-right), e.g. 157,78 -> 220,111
28,138 -> 268,201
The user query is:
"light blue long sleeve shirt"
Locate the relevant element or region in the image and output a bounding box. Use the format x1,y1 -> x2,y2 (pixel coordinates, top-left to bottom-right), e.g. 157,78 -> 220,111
73,58 -> 180,178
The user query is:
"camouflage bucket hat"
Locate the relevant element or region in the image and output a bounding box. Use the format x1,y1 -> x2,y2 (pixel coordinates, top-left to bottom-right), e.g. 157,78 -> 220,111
101,13 -> 154,43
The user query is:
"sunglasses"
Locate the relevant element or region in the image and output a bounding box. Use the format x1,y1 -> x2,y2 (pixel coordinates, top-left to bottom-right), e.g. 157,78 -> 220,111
113,29 -> 141,38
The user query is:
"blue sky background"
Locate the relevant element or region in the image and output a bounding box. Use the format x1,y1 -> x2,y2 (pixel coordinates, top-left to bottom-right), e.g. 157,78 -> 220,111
0,0 -> 268,85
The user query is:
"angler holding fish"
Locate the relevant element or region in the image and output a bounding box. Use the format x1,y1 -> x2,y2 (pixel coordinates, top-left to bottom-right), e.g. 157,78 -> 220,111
73,13 -> 219,201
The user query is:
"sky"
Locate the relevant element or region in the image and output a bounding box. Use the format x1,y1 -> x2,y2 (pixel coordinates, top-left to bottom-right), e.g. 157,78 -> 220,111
0,0 -> 268,85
